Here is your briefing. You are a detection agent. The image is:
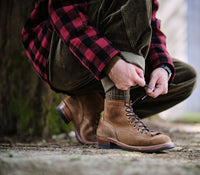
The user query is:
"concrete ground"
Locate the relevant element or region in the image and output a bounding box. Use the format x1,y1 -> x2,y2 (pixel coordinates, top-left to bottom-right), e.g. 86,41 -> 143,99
0,119 -> 200,175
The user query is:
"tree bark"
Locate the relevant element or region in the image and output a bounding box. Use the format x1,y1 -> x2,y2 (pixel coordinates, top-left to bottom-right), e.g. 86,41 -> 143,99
0,0 -> 69,138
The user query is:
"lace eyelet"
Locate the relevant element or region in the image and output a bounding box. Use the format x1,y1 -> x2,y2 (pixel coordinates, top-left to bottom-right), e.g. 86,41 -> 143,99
125,101 -> 150,134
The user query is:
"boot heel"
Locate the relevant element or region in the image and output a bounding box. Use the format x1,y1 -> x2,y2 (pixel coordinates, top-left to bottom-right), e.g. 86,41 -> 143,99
97,137 -> 111,149
56,101 -> 71,124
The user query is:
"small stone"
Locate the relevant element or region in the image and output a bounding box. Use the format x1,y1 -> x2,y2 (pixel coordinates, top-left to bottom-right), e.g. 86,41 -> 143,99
52,133 -> 66,140
68,131 -> 76,138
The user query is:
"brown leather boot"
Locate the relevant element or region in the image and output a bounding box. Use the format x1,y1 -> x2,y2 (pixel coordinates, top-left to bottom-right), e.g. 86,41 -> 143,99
57,93 -> 104,145
97,99 -> 174,152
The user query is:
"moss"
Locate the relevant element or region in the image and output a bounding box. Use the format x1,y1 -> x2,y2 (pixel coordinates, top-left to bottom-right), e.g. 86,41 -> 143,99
0,0 -> 75,138
0,163 -> 4,171
194,164 -> 200,169
172,112 -> 200,124
9,94 -> 35,136
182,112 -> 200,123
69,157 -> 81,162
5,46 -> 74,138
120,160 -> 130,165
7,48 -> 38,137
7,152 -> 14,158
45,92 -> 74,136
9,80 -> 74,138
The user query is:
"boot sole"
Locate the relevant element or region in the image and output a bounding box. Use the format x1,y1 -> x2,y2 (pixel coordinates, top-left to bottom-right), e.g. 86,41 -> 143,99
97,136 -> 174,153
56,101 -> 97,145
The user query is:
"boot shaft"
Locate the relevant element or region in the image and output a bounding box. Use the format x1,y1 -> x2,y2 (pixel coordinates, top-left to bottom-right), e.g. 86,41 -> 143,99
102,99 -> 132,126
63,93 -> 104,125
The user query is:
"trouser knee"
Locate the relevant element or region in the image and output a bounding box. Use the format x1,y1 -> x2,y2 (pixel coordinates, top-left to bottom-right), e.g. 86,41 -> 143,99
156,60 -> 197,115
170,59 -> 197,102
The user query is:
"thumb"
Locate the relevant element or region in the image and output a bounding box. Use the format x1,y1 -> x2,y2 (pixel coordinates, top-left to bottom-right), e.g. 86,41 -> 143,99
134,74 -> 146,87
135,67 -> 145,87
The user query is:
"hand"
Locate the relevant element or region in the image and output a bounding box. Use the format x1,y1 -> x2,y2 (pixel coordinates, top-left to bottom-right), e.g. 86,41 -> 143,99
108,59 -> 146,90
146,67 -> 169,98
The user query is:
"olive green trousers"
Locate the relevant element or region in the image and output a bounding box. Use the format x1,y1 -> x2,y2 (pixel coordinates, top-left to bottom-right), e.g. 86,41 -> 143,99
47,0 -> 197,118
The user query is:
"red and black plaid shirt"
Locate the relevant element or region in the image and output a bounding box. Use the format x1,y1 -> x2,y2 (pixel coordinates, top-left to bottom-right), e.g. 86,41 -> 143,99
22,0 -> 175,86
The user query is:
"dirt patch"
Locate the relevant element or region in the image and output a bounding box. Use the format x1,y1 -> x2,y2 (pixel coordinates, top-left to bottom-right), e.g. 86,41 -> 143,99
0,119 -> 200,175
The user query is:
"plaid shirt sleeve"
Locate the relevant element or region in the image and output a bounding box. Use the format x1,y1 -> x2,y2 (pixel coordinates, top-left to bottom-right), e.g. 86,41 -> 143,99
146,0 -> 175,82
22,0 -> 52,83
48,0 -> 120,80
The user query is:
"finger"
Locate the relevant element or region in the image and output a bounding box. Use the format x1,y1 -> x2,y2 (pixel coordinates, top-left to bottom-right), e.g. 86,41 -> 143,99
161,86 -> 168,94
133,67 -> 145,87
149,83 -> 168,98
134,75 -> 146,87
150,85 -> 163,98
135,67 -> 145,79
146,76 -> 157,94
154,82 -> 168,95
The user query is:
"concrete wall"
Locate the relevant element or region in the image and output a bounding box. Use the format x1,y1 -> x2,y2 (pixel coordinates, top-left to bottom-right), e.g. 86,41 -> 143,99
157,0 -> 187,62
157,0 -> 188,119
186,0 -> 200,112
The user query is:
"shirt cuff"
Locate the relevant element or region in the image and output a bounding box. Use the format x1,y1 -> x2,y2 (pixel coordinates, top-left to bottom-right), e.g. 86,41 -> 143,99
103,55 -> 121,74
156,63 -> 174,83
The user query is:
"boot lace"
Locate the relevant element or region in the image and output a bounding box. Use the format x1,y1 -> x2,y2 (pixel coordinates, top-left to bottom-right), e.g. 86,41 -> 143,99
125,101 -> 159,136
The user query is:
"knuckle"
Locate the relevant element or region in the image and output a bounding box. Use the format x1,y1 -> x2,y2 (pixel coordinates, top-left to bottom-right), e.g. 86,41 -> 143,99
152,93 -> 157,98
127,82 -> 133,87
154,95 -> 158,98
121,87 -> 127,90
126,80 -> 133,87
163,88 -> 168,94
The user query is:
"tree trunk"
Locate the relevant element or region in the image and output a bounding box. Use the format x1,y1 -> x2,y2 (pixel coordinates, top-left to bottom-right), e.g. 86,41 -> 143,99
0,0 -> 71,138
